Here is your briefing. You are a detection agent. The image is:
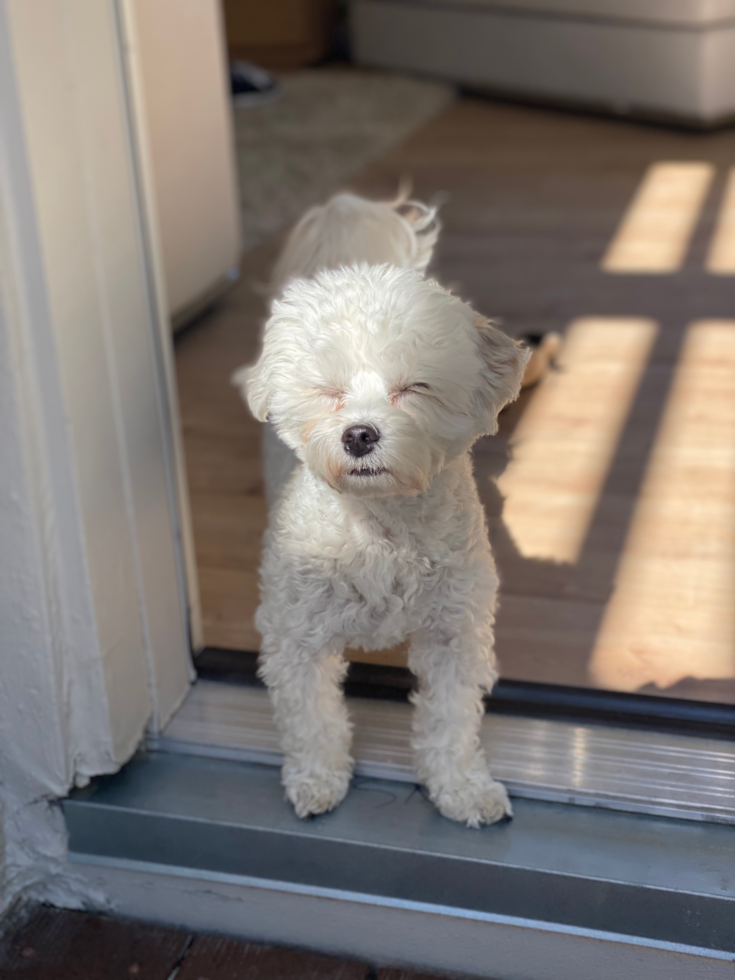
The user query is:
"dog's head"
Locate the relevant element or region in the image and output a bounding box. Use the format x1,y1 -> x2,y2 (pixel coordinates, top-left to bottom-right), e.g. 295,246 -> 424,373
236,265 -> 529,498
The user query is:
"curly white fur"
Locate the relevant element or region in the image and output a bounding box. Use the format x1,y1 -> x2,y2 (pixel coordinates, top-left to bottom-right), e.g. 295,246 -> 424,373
234,195 -> 528,826
268,189 -> 439,302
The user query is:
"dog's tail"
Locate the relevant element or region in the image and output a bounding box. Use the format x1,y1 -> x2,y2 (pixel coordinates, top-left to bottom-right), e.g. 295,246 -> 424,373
268,187 -> 441,300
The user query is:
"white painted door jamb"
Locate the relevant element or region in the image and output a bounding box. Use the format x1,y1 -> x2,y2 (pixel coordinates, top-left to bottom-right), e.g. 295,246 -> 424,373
0,0 -> 195,913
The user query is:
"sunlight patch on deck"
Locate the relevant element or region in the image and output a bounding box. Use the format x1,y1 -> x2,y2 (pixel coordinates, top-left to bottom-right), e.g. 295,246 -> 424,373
706,169 -> 735,274
590,321 -> 735,692
602,162 -> 713,273
497,317 -> 657,564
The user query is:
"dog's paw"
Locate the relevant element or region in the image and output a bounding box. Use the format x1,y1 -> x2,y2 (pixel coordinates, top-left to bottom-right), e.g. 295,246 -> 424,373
284,769 -> 351,819
431,774 -> 512,828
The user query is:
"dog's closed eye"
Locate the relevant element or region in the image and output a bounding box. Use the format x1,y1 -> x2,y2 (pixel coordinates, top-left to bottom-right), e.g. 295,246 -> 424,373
391,382 -> 432,407
314,385 -> 345,396
397,382 -> 431,395
313,385 -> 346,411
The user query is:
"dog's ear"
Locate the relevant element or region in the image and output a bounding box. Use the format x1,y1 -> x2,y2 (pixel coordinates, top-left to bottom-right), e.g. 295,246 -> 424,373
473,314 -> 530,434
232,362 -> 270,422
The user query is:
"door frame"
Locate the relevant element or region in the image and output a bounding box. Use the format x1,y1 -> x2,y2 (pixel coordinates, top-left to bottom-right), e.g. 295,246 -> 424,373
0,0 -> 196,912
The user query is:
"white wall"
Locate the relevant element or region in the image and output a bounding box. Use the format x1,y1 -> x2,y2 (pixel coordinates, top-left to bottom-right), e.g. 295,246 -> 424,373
0,0 -> 192,913
127,0 -> 241,323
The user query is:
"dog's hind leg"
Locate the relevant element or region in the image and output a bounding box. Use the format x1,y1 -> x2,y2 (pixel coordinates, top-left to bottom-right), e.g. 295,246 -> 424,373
408,624 -> 512,828
258,639 -> 354,818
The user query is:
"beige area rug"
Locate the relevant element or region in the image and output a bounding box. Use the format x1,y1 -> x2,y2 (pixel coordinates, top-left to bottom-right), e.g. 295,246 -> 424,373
232,69 -> 454,254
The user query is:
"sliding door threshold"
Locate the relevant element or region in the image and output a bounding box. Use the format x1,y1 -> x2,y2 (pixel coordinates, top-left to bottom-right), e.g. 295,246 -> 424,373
197,647 -> 735,739
148,678 -> 735,824
65,753 -> 735,980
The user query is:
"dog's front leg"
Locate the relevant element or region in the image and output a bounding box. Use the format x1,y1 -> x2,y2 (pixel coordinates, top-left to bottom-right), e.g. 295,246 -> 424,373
259,639 -> 353,818
408,625 -> 512,827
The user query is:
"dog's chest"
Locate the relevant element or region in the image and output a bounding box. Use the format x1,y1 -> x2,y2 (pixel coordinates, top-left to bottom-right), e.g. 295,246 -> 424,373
266,461 -> 485,649
324,512 -> 450,646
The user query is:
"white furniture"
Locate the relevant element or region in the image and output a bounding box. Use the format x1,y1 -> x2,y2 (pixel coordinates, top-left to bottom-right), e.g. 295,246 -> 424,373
351,0 -> 735,126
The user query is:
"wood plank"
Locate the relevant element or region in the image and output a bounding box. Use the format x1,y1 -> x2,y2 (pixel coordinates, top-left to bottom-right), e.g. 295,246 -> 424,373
0,906 -> 375,980
377,971 -> 477,980
189,490 -> 266,572
198,566 -> 261,652
495,317 -> 658,564
176,936 -> 368,980
0,905 -> 189,980
602,162 -> 714,273
376,971 -> 454,980
588,320 -> 735,693
707,167 -> 735,273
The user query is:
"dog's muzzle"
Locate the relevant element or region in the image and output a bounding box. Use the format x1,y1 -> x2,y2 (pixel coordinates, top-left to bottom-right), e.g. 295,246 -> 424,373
342,423 -> 380,457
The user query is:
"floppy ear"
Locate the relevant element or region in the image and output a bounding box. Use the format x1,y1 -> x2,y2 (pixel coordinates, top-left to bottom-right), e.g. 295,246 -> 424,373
473,314 -> 530,435
232,361 -> 270,422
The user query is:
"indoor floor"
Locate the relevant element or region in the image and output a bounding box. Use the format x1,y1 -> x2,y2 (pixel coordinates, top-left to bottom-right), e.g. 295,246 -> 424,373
175,91 -> 735,704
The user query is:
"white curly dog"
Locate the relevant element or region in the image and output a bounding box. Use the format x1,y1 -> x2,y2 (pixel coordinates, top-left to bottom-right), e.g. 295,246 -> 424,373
234,192 -> 529,827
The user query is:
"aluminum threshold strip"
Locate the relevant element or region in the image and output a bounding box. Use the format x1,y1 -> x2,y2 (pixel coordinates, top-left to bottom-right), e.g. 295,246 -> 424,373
64,751 -> 735,974
196,646 -> 735,737
148,679 -> 735,824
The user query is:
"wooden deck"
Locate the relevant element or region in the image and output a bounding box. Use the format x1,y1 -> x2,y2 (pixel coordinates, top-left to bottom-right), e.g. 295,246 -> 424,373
175,94 -> 735,703
0,904 -> 453,979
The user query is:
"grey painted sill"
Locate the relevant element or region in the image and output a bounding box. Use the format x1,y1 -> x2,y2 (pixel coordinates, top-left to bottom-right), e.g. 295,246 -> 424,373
65,751 -> 735,978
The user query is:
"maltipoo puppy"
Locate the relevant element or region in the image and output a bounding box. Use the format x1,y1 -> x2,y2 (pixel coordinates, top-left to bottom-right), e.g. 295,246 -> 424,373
235,192 -> 529,826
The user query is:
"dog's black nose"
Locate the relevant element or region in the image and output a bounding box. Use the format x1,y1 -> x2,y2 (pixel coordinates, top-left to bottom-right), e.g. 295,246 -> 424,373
342,424 -> 380,457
